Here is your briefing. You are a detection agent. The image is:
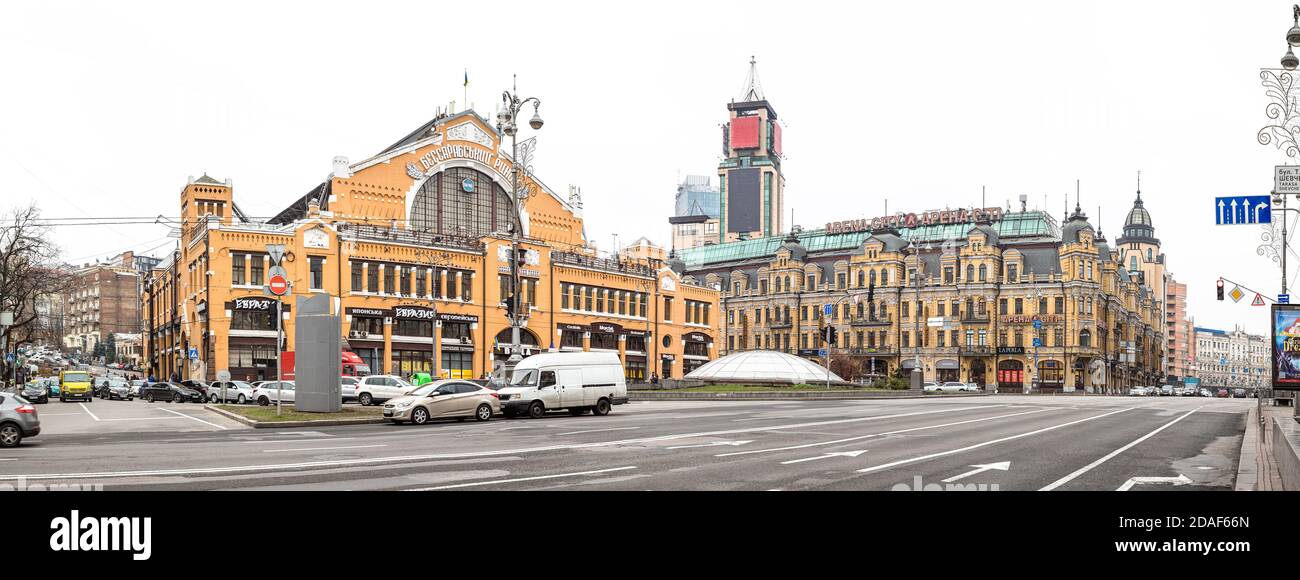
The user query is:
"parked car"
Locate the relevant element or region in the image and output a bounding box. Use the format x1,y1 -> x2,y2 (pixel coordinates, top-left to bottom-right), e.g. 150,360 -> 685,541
384,380 -> 500,425
1216,388 -> 1230,398
1160,385 -> 1175,397
340,377 -> 359,403
355,375 -> 414,406
1128,386 -> 1146,396
1143,386 -> 1157,396
140,382 -> 203,403
207,381 -> 258,404
0,393 -> 40,448
253,381 -> 296,406
1199,388 -> 1213,397
180,380 -> 210,398
1233,388 -> 1247,398
21,382 -> 49,404
938,381 -> 977,393
128,380 -> 146,398
96,378 -> 133,401
498,352 -> 629,418
922,382 -> 941,393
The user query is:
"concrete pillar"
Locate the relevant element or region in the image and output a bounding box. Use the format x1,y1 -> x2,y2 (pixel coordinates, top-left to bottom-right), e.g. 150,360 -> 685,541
582,331 -> 591,352
433,321 -> 443,378
383,317 -> 393,375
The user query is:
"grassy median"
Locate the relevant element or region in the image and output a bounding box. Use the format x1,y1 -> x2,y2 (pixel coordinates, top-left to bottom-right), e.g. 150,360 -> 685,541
212,404 -> 383,422
672,384 -> 899,393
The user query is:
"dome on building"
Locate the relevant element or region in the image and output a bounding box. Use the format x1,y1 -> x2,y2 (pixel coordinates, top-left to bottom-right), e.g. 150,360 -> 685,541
1125,200 -> 1152,228
685,350 -> 847,384
1060,204 -> 1094,244
1116,189 -> 1158,247
779,232 -> 807,261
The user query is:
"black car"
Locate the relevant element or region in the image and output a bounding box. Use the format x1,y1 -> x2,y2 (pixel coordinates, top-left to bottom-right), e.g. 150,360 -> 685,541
21,384 -> 49,404
140,382 -> 203,403
180,380 -> 210,398
95,378 -> 133,401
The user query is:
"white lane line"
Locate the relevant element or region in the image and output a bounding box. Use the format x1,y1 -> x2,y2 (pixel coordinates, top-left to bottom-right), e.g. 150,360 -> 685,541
158,407 -> 229,430
77,403 -> 100,422
100,417 -> 188,422
263,444 -> 387,454
855,407 -> 1136,475
554,427 -> 641,436
1039,407 -> 1202,491
717,407 -> 1053,457
33,413 -> 83,417
405,466 -> 638,490
250,437 -> 357,444
2,404 -> 1008,481
0,459 -> 17,462
781,450 -> 869,465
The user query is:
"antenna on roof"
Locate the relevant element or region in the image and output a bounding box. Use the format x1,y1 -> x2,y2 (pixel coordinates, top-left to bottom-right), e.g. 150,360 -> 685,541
981,186 -> 985,208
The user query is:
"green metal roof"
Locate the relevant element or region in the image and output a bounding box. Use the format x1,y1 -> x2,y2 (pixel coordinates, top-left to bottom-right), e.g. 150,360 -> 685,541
679,211 -> 1061,268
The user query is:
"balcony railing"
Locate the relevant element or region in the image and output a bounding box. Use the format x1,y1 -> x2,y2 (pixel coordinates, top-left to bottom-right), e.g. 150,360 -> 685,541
961,314 -> 991,324
851,316 -> 893,327
552,251 -> 653,277
337,223 -> 485,253
960,345 -> 994,356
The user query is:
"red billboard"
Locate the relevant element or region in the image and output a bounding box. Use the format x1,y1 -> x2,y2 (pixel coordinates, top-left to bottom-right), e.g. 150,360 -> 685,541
731,116 -> 760,150
771,121 -> 782,157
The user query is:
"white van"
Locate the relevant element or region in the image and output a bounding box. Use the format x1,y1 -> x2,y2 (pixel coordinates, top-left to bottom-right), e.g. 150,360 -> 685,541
498,352 -> 629,418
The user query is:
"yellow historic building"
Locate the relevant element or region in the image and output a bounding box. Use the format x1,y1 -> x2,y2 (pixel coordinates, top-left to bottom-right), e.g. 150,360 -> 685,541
679,204 -> 1165,393
143,110 -> 720,383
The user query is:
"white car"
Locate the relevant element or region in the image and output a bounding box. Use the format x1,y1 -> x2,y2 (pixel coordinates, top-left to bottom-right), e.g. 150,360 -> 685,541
940,381 -> 977,392
341,376 -> 360,403
252,381 -> 295,406
922,381 -> 941,393
1128,386 -> 1146,396
355,375 -> 414,406
208,381 -> 259,404
497,352 -> 629,418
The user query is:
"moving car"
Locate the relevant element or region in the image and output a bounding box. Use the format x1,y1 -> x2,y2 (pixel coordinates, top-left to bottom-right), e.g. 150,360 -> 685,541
0,393 -> 40,448
355,375 -> 414,406
140,382 -> 204,403
1128,386 -> 1146,396
207,381 -> 258,404
21,382 -> 48,404
1160,385 -> 1175,397
96,378 -> 133,401
383,380 -> 500,425
253,381 -> 295,406
497,352 -> 628,418
58,370 -> 94,402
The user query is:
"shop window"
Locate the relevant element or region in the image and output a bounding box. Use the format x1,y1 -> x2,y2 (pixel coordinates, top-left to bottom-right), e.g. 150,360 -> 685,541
442,322 -> 471,341
310,257 -> 324,290
351,262 -> 363,292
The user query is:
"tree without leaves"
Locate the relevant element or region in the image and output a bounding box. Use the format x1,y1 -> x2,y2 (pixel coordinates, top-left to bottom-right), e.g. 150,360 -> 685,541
0,205 -> 72,382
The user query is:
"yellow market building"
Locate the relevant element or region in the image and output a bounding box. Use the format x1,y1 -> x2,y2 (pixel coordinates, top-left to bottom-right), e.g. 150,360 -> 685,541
143,110 -> 721,383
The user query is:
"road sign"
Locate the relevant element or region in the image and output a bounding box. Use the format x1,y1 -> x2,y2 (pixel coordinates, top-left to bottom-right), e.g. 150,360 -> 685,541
216,370 -> 231,382
1230,286 -> 1245,303
1253,293 -> 1266,306
188,347 -> 199,360
1277,165 -> 1300,195
1032,337 -> 1042,347
1220,357 -> 1228,366
927,317 -> 946,328
4,353 -> 12,363
1215,195 -> 1271,225
268,265 -> 288,280
823,304 -> 833,317
1281,294 -> 1291,304
268,274 -> 289,296
266,243 -> 286,265
1032,318 -> 1043,330
818,348 -> 828,357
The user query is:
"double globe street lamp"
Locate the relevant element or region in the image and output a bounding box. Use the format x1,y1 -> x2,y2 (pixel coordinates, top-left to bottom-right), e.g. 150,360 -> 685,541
496,84 -> 543,371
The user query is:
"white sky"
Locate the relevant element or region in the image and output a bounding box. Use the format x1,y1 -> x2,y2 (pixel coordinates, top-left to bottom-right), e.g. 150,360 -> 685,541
0,0 -> 1294,335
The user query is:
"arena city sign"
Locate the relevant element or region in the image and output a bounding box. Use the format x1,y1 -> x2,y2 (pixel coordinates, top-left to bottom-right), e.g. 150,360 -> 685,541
826,207 -> 1005,235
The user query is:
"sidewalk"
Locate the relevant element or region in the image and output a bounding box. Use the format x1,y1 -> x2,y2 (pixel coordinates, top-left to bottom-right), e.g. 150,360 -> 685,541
1254,402 -> 1298,491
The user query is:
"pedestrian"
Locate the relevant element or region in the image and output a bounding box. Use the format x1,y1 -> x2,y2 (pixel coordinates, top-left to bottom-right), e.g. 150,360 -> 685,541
650,372 -> 659,385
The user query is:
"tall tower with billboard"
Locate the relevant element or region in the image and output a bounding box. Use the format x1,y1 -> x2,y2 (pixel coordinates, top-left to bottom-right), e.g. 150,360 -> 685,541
718,57 -> 784,243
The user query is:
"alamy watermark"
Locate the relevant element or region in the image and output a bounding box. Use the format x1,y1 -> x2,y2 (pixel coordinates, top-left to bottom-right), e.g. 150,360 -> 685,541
0,477 -> 104,492
891,476 -> 1000,491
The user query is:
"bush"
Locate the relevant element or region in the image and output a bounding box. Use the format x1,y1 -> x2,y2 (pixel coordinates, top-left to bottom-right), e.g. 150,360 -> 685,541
871,376 -> 911,390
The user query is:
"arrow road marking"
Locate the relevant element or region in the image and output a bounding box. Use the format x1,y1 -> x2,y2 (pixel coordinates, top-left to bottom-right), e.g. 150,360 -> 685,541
781,449 -> 868,465
1117,474 -> 1193,491
941,461 -> 1011,483
1039,406 -> 1202,491
404,466 -> 638,490
1218,199 -> 1226,224
665,440 -> 754,450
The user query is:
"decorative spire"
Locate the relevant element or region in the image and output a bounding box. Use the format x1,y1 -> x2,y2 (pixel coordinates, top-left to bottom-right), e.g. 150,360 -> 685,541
1135,170 -> 1143,204
738,56 -> 765,102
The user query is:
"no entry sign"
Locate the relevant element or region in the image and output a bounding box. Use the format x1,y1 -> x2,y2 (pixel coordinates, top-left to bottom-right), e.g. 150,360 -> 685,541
268,274 -> 289,296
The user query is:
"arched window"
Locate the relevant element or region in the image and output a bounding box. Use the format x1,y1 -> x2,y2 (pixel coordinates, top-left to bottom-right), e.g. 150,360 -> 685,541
1080,329 -> 1092,347
409,166 -> 512,237
1086,298 -> 1093,314
978,264 -> 987,281
785,276 -> 791,292
880,269 -> 889,285
857,270 -> 865,287
966,264 -> 974,282
775,277 -> 782,293
869,270 -> 877,286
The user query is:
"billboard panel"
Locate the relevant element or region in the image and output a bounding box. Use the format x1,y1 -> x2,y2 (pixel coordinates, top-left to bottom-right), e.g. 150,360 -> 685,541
731,116 -> 760,150
727,168 -> 761,233
1272,304 -> 1300,389
771,121 -> 782,158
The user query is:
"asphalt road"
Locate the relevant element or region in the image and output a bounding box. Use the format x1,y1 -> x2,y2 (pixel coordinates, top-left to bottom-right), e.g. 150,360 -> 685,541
0,395 -> 1252,491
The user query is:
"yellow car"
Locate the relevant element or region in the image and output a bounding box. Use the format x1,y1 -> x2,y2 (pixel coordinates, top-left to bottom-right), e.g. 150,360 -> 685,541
58,370 -> 94,403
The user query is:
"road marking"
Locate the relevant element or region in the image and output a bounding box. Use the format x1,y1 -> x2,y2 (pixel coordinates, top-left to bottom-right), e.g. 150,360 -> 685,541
404,466 -> 638,490
856,407 -> 1136,475
77,403 -> 100,422
0,459 -> 17,462
554,427 -> 640,436
665,440 -> 754,450
33,413 -> 83,417
263,444 -> 387,454
100,417 -> 188,422
1039,407 -> 1202,491
250,437 -> 357,444
781,450 -> 868,465
942,461 -> 1011,483
158,407 -> 229,430
1116,474 -> 1193,491
0,404 -> 1007,481
717,407 -> 1052,457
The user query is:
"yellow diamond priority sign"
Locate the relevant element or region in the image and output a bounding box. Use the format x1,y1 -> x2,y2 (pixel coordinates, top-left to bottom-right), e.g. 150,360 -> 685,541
1229,286 -> 1245,303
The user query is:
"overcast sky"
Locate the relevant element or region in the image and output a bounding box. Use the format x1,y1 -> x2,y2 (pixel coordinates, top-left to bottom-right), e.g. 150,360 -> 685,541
1,1 -> 1295,335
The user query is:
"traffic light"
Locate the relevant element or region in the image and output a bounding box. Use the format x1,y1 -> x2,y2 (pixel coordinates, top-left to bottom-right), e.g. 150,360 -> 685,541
1216,278 -> 1224,301
828,326 -> 838,345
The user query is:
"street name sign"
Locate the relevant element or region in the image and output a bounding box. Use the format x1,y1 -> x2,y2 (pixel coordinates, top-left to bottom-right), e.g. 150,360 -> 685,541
1281,294 -> 1291,304
1215,195 -> 1271,225
1277,166 -> 1300,195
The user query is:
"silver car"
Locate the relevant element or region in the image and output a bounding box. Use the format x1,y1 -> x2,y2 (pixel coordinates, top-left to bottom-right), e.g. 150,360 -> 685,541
0,393 -> 41,448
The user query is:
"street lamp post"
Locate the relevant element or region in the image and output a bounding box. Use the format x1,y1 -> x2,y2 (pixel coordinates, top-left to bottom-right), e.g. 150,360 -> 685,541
496,80 -> 544,375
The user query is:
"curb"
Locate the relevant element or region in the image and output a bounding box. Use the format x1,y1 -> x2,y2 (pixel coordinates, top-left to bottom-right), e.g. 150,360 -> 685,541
203,405 -> 387,429
628,391 -> 985,401
1234,403 -> 1259,491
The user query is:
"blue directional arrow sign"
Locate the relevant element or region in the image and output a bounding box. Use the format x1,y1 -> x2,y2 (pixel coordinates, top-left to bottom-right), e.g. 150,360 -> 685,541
1215,195 -> 1271,225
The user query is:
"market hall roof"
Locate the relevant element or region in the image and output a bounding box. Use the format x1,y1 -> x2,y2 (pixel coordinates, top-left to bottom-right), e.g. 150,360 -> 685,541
678,210 -> 1062,268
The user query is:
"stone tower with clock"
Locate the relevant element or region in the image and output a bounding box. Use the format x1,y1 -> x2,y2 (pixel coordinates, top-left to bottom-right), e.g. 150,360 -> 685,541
718,57 -> 785,243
